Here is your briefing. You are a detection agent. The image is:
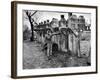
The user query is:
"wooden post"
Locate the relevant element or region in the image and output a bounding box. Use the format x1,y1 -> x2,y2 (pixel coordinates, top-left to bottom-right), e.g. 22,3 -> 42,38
77,31 -> 81,57
66,34 -> 69,50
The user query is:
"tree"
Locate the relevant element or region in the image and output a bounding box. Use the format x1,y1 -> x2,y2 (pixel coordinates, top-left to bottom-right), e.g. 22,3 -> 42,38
25,10 -> 37,41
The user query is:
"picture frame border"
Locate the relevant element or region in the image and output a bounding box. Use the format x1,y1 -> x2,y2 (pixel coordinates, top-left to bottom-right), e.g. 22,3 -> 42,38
11,1 -> 98,79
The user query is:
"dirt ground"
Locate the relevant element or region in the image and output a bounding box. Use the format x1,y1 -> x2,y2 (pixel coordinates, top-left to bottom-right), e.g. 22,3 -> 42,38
23,40 -> 91,69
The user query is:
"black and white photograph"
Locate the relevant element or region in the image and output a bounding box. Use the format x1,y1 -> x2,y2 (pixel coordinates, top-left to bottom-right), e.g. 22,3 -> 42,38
23,10 -> 91,69
11,1 -> 97,78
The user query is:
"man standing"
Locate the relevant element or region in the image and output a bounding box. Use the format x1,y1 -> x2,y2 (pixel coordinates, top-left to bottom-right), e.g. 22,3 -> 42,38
45,30 -> 52,57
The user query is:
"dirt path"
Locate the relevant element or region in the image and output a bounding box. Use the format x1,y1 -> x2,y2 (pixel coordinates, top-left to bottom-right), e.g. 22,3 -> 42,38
23,41 -> 90,69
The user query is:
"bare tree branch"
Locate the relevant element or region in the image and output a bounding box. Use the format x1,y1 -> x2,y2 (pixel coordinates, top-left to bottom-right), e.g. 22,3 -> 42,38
25,10 -> 29,16
31,18 -> 34,22
29,12 -> 31,16
31,18 -> 38,25
30,11 -> 38,17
